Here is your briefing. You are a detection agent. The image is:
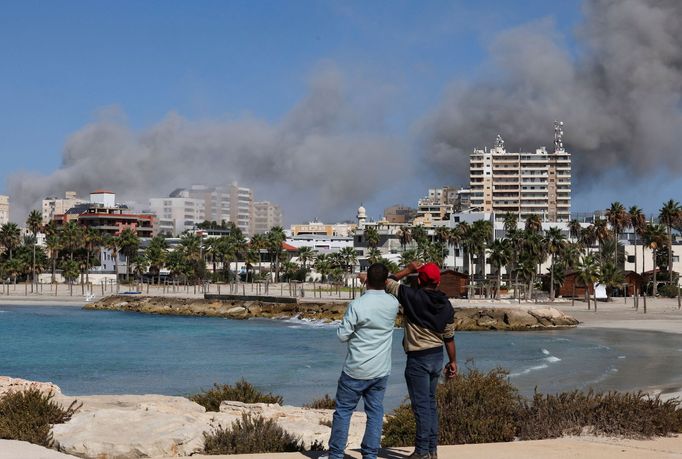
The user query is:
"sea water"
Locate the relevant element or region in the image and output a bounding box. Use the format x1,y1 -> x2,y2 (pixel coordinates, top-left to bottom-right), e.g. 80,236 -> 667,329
1,305 -> 681,410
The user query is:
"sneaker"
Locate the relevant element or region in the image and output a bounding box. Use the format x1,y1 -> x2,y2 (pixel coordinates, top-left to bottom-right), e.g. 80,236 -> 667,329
407,452 -> 430,459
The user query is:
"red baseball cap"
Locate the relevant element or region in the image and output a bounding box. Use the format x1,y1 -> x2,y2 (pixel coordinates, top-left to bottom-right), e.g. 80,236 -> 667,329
418,262 -> 441,284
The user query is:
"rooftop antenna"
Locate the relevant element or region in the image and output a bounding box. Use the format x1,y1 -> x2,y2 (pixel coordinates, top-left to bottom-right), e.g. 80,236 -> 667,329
554,120 -> 564,152
494,134 -> 505,150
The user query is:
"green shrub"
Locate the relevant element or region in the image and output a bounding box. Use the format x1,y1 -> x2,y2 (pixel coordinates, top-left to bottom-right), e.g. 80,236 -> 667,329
518,390 -> 682,440
384,368 -> 519,446
658,284 -> 680,298
383,368 -> 682,446
189,379 -> 283,411
304,394 -> 336,410
381,401 -> 416,447
0,389 -> 81,448
203,413 -> 302,454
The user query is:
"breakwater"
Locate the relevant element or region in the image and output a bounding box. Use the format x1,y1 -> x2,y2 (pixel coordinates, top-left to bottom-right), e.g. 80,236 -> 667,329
84,295 -> 579,330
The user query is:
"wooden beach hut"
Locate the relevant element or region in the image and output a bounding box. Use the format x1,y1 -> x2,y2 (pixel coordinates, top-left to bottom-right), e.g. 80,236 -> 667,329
439,269 -> 469,298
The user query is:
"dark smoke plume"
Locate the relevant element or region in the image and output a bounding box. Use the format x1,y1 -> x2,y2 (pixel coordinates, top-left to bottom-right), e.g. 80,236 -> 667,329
420,0 -> 682,185
8,65 -> 404,223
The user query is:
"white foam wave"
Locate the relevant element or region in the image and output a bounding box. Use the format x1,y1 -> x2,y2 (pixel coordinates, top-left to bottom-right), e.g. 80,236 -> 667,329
283,315 -> 339,328
544,356 -> 561,363
541,348 -> 550,355
510,364 -> 549,378
618,355 -> 626,359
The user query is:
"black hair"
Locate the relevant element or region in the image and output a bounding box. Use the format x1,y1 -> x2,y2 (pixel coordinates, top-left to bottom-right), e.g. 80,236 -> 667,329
366,263 -> 389,289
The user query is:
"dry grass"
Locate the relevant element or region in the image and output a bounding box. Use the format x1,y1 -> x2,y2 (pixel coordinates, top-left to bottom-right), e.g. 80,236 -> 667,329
304,394 -> 336,410
189,379 -> 283,411
383,368 -> 682,447
203,413 -> 302,454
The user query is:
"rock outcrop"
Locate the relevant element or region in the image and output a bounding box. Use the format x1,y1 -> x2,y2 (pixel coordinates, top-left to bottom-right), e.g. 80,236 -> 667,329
86,296 -> 578,330
453,306 -> 579,330
0,376 -> 61,397
46,389 -> 364,458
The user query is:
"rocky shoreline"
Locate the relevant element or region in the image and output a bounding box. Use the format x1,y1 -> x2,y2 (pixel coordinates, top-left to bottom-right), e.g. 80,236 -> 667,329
85,295 -> 579,330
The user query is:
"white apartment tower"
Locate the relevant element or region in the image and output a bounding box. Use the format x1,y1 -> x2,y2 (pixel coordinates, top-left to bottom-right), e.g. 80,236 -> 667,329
185,183 -> 254,236
469,122 -> 571,221
0,195 -> 9,226
149,189 -> 206,236
253,201 -> 283,234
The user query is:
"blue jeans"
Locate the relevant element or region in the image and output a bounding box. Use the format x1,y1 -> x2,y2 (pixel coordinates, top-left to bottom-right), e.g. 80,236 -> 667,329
328,371 -> 389,459
405,351 -> 443,454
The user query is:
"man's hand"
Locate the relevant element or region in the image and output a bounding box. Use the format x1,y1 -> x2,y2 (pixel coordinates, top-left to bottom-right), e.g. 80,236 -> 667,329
407,261 -> 423,272
444,361 -> 458,379
357,272 -> 367,284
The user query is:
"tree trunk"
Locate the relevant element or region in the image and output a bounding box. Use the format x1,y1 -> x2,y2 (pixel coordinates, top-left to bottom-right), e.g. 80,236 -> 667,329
668,226 -> 673,279
550,255 -> 555,301
593,289 -> 598,312
652,250 -> 658,296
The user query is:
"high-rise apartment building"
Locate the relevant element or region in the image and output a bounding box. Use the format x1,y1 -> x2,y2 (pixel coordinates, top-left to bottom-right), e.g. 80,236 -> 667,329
253,201 -> 282,234
469,122 -> 571,221
42,191 -> 86,224
149,189 -> 206,236
182,183 -> 254,235
0,195 -> 9,225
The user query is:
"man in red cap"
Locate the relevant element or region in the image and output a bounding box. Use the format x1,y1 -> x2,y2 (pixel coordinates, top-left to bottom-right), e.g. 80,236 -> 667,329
384,261 -> 456,459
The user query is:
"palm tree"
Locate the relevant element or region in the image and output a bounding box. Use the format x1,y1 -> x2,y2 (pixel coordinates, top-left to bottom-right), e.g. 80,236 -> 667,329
364,226 -> 380,249
468,220 -> 492,281
145,235 -> 168,284
435,226 -> 452,266
487,239 -> 510,299
521,229 -> 545,299
60,222 -> 83,261
544,226 -> 566,300
605,202 -> 629,267
0,223 -> 21,259
502,212 -> 518,236
525,214 -> 542,234
45,227 -> 61,284
577,255 -> 599,310
118,228 -> 140,282
599,260 -> 624,302
297,246 -> 315,270
367,247 -> 382,264
628,206 -> 646,275
593,218 -> 611,262
313,253 -> 331,283
249,233 -> 267,279
397,227 -> 412,250
339,247 -> 358,274
267,226 -> 286,282
411,225 -> 428,248
103,234 -> 122,281
26,210 -> 42,289
568,219 -> 582,243
399,248 -> 418,267
579,225 -> 597,256
643,223 -> 667,297
659,199 -> 681,281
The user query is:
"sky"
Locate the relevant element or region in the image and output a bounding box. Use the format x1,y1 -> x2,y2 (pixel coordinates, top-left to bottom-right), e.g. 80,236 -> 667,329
1,0 -> 680,224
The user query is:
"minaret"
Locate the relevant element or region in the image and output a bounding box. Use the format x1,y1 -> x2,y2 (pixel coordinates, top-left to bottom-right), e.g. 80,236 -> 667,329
357,204 -> 367,229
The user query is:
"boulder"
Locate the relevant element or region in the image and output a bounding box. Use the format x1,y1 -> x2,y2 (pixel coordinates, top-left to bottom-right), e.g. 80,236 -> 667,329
0,376 -> 61,397
52,395 -> 209,459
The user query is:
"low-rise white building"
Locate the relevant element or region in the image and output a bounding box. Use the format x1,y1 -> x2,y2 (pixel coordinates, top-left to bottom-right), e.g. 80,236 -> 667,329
0,195 -> 8,226
149,190 -> 206,236
42,191 -> 85,224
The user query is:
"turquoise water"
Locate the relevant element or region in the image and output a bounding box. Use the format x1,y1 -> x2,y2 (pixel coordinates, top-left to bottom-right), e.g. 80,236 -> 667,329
1,305 -> 681,409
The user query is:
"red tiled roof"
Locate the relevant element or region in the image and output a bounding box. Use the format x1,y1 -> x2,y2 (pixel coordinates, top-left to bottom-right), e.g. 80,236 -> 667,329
282,242 -> 298,252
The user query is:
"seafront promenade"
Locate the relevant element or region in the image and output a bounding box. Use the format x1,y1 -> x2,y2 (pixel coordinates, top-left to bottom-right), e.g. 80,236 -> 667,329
3,436 -> 682,459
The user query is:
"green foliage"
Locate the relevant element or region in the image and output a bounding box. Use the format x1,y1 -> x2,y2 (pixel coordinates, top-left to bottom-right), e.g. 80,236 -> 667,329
0,389 -> 81,448
203,413 -> 302,454
59,259 -> 80,283
304,394 -> 336,409
189,379 -> 283,411
658,284 -> 681,298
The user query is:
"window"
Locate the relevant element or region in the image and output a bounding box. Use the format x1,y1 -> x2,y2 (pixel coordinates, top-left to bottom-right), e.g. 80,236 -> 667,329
627,255 -> 635,263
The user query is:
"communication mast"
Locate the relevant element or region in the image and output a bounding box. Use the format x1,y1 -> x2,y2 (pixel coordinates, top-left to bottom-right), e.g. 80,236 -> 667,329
554,120 -> 564,152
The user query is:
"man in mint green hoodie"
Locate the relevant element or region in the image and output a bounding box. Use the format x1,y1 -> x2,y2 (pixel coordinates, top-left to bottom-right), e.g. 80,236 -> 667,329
324,263 -> 399,459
